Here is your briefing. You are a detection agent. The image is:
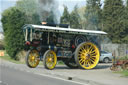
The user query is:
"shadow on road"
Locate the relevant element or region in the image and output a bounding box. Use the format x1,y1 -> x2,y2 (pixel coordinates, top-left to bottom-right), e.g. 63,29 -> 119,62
55,63 -> 111,70
37,63 -> 112,70
94,63 -> 111,69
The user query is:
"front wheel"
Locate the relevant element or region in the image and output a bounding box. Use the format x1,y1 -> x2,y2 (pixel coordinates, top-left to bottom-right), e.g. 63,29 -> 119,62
25,49 -> 40,68
43,50 -> 57,70
75,42 -> 100,69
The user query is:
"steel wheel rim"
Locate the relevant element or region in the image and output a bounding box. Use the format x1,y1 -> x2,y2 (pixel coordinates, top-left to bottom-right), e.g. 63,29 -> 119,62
45,51 -> 57,69
28,50 -> 39,67
77,42 -> 100,69
124,63 -> 128,70
104,58 -> 109,63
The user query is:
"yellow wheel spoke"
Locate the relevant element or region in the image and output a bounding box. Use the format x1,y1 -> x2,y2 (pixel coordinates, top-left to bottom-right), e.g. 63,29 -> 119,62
79,59 -> 83,63
90,49 -> 96,53
80,46 -> 85,50
85,60 -> 88,65
91,56 -> 96,59
90,57 -> 95,61
87,45 -> 90,52
79,58 -> 84,63
88,45 -> 92,51
77,42 -> 100,69
89,59 -> 93,64
90,48 -> 94,53
80,58 -> 84,62
90,52 -> 96,56
90,59 -> 95,63
45,50 -> 57,70
78,54 -> 85,58
27,50 -> 39,68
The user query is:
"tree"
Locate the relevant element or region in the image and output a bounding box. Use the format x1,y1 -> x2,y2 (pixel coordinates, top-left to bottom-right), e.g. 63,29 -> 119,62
84,0 -> 102,30
60,6 -> 70,24
16,0 -> 57,24
70,5 -> 81,29
16,0 -> 40,24
102,0 -> 125,43
77,6 -> 88,29
46,11 -> 56,23
123,0 -> 128,43
1,7 -> 25,59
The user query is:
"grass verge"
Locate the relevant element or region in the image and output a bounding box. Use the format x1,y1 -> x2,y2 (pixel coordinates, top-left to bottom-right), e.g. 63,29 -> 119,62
0,50 -> 64,65
0,50 -> 24,64
119,70 -> 128,76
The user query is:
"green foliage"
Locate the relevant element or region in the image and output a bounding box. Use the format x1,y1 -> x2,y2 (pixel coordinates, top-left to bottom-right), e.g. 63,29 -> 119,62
119,70 -> 128,76
16,0 -> 40,24
60,0 -> 127,43
102,0 -> 125,43
0,50 -> 24,64
0,40 -> 5,50
77,7 -> 87,29
60,6 -> 70,24
118,56 -> 128,60
60,5 -> 81,29
16,0 -> 37,15
84,0 -> 102,30
16,0 -> 56,24
123,0 -> 128,43
1,7 -> 25,59
70,5 -> 81,29
46,11 -> 56,23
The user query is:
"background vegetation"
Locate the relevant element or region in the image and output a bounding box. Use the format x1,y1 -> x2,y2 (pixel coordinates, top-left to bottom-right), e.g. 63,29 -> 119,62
61,0 -> 128,43
1,7 -> 25,60
1,0 -> 128,60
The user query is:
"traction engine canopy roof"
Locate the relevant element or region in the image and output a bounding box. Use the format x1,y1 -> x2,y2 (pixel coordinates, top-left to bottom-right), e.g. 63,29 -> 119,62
22,24 -> 107,35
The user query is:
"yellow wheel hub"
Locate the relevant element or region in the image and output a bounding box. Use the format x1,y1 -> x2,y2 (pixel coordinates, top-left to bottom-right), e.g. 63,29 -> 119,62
31,56 -> 35,60
28,50 -> 39,68
44,50 -> 57,70
47,58 -> 53,62
76,42 -> 100,69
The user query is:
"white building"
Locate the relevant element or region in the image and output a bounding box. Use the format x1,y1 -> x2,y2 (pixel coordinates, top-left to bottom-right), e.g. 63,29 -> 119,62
0,25 -> 4,40
0,32 -> 4,40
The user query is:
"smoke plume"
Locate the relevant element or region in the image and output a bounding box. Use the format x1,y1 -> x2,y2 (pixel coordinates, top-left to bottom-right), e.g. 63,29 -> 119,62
37,0 -> 58,23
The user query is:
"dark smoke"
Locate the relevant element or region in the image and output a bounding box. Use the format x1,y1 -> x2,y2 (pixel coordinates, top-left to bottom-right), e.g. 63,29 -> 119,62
37,0 -> 58,23
38,0 -> 54,5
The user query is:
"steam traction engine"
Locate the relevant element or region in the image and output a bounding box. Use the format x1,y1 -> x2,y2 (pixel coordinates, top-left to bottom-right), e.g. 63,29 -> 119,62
22,24 -> 107,70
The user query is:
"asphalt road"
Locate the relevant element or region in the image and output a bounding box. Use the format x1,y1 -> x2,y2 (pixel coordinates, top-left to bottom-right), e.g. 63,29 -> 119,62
1,59 -> 128,85
0,65 -> 85,85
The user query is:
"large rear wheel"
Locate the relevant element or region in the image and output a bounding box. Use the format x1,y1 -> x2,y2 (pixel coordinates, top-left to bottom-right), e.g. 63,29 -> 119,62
26,49 -> 40,68
43,50 -> 57,70
75,42 -> 100,69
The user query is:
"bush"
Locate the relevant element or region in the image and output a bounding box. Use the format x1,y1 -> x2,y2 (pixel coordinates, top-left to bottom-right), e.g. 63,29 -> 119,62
1,7 -> 25,59
118,56 -> 128,60
16,50 -> 27,63
0,41 -> 5,50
